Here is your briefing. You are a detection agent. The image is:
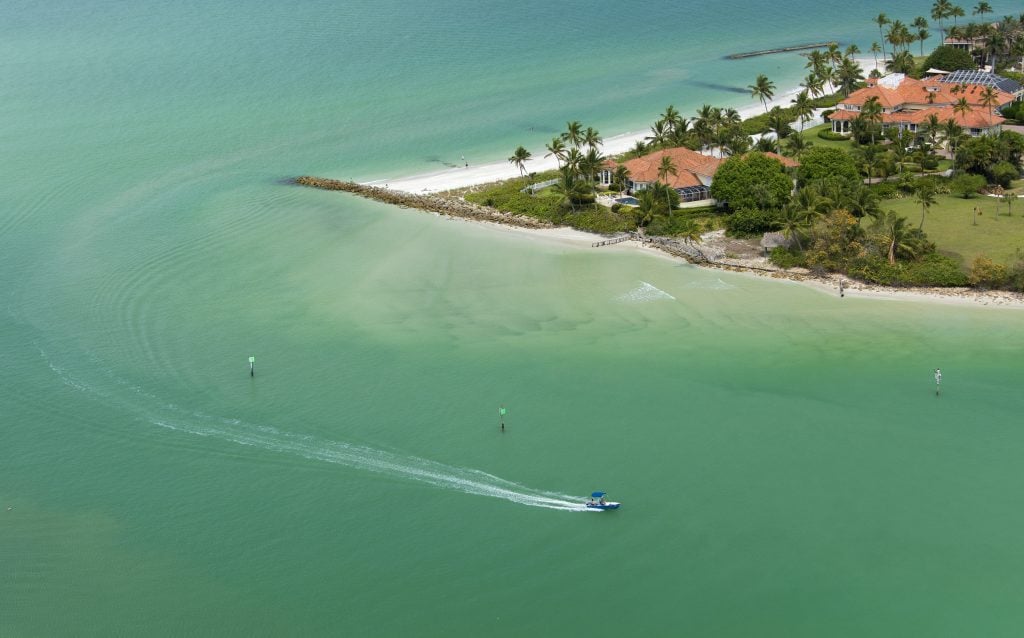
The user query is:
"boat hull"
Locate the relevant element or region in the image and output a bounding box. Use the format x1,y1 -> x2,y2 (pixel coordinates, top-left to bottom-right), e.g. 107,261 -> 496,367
585,502 -> 620,510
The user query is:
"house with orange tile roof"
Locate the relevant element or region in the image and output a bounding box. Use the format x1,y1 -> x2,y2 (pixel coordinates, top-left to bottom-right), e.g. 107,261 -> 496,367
598,147 -> 797,204
827,72 -> 1014,138
599,147 -> 722,202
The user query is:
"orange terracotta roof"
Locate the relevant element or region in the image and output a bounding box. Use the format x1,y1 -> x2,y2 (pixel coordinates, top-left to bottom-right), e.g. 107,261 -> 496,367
608,147 -> 723,189
842,75 -> 1014,111
828,104 -> 1004,129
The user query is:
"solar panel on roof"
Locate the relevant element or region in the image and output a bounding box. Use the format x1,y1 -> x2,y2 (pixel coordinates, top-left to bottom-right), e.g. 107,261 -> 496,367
939,69 -> 1022,94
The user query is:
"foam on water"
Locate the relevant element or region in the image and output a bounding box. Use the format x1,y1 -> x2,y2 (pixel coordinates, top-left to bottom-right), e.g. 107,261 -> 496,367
684,278 -> 736,290
617,281 -> 676,303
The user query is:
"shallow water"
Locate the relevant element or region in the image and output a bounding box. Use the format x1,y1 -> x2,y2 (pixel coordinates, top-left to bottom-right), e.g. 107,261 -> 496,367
5,1 -> 1024,636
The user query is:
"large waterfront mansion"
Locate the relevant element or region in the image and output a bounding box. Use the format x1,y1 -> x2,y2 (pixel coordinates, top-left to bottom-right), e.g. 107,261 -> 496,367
828,70 -> 1022,138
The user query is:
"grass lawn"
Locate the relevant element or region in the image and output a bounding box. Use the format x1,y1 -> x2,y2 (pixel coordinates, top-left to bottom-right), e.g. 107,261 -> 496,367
881,193 -> 1024,266
805,123 -> 854,151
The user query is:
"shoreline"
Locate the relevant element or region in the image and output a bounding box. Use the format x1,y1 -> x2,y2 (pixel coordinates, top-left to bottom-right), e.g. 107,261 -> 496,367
460,217 -> 1024,309
310,56 -> 1023,309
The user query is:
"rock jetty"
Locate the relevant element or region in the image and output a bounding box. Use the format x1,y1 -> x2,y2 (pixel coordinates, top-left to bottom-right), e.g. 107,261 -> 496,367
293,176 -> 554,229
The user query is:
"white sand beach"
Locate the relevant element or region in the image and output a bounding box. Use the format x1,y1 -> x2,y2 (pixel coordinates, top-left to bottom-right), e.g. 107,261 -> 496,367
367,58 -> 883,194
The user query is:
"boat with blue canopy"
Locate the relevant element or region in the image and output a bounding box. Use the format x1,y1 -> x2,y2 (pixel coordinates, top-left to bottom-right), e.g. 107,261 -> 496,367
585,491 -> 620,510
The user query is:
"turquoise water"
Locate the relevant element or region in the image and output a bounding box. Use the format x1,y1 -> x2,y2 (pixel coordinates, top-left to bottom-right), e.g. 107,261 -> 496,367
5,1 -> 1024,636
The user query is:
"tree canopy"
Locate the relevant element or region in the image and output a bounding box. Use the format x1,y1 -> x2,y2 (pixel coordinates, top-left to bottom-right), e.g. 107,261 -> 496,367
710,152 -> 792,211
797,146 -> 860,185
919,46 -> 977,74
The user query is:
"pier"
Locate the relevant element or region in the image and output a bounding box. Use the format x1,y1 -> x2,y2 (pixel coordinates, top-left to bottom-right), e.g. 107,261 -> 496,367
726,42 -> 836,59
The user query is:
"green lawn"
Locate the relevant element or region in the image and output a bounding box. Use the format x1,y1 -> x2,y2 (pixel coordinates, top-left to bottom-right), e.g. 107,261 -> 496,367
804,123 -> 854,151
881,193 -> 1024,266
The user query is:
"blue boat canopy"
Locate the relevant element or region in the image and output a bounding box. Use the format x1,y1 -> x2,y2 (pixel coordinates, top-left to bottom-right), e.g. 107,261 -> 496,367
591,491 -> 606,498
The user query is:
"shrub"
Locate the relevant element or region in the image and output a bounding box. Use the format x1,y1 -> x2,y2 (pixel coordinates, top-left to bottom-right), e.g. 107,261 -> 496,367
769,246 -> 805,268
725,208 -> 779,236
949,173 -> 987,198
817,129 -> 848,141
848,254 -> 968,287
990,161 -> 1019,189
870,182 -> 901,199
969,255 -> 1008,289
902,254 -> 969,287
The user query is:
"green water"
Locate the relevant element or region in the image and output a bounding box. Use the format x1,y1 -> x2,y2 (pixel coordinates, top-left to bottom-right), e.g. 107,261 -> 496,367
4,0 -> 1024,635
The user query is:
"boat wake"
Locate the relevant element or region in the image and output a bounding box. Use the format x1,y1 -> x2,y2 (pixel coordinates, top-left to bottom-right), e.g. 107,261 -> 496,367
152,415 -> 590,511
40,346 -> 589,512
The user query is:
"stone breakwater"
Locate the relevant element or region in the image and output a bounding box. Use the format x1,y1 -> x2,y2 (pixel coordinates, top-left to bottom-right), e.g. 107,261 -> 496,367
293,177 -> 555,229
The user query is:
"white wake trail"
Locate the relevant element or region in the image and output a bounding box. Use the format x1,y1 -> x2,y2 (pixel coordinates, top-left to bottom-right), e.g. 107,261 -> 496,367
152,416 -> 589,511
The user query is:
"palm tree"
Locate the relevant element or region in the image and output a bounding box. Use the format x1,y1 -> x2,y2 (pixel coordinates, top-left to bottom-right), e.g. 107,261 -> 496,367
749,74 -> 776,113
974,1 -> 993,17
873,210 -> 916,263
552,166 -> 588,213
912,16 -> 930,55
634,189 -> 659,229
583,127 -> 603,151
755,137 -> 780,153
915,181 -> 937,229
611,165 -> 630,194
508,146 -> 531,180
932,0 -> 952,41
791,90 -> 814,132
544,137 -> 566,167
887,20 -> 909,53
783,131 -> 813,158
778,206 -> 811,250
580,147 -> 605,186
887,50 -> 917,74
845,44 -> 861,57
659,105 -> 682,137
767,106 -> 791,140
875,13 -> 891,62
923,113 -> 942,145
942,118 -> 964,171
657,155 -> 678,220
646,120 -> 671,149
980,86 -> 999,127
630,140 -> 647,159
801,72 -> 825,100
837,56 -> 864,96
862,96 -> 884,146
953,97 -> 972,124
917,28 -> 931,55
676,219 -> 703,246
563,147 -> 584,176
562,121 -> 584,149
951,4 -> 965,27
870,41 -> 882,68
826,42 -> 844,73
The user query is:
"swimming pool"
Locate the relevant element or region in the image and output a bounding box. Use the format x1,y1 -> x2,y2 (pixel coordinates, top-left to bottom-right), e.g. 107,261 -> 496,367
615,196 -> 639,206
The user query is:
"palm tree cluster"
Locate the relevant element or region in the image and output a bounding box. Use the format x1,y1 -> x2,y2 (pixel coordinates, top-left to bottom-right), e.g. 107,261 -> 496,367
946,12 -> 1024,71
635,103 -> 750,158
802,46 -> 864,99
544,121 -> 606,212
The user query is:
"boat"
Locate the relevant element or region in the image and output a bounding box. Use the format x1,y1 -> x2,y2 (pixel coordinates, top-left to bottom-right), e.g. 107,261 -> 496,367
585,491 -> 620,510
